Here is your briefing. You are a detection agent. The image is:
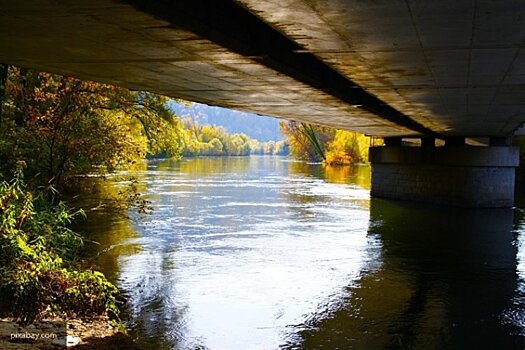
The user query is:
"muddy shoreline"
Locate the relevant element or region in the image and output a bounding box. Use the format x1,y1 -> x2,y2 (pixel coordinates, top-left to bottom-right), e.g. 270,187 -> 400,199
0,317 -> 144,349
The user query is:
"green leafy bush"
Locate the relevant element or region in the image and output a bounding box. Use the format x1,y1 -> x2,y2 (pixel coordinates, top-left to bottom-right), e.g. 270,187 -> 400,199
0,165 -> 119,323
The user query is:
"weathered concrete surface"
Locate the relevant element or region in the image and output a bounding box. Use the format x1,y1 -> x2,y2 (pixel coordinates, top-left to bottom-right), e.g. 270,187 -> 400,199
0,0 -> 413,137
1,1 -> 525,137
238,0 -> 525,137
369,146 -> 519,207
369,146 -> 519,167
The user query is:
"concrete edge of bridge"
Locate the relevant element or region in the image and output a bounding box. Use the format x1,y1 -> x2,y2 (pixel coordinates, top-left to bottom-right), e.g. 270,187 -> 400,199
369,145 -> 519,208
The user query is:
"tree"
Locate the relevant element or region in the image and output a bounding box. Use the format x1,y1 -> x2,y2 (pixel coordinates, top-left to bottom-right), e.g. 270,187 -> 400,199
248,139 -> 263,154
0,63 -> 7,121
0,166 -> 119,322
274,140 -> 290,155
263,140 -> 275,155
325,130 -> 369,165
279,121 -> 333,161
280,120 -> 369,165
128,92 -> 185,158
209,138 -> 223,156
0,66 -> 185,189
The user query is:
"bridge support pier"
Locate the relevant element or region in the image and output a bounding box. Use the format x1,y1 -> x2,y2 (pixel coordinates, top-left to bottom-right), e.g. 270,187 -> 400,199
369,145 -> 519,207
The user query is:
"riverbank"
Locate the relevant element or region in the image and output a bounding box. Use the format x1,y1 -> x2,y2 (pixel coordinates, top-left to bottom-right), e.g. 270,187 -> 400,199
0,317 -> 144,350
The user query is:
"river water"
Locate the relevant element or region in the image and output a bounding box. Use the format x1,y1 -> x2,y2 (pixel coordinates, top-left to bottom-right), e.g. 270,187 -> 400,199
77,156 -> 525,349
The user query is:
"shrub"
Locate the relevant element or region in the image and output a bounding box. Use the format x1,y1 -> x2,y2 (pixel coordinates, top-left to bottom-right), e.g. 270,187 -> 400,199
0,164 -> 119,323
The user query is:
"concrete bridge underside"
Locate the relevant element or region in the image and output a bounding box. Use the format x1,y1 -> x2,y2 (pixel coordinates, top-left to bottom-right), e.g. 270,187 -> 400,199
2,0 -> 525,139
2,0 -> 525,207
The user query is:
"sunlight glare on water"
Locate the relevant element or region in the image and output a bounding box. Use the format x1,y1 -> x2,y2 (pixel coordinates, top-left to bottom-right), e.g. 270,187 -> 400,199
113,157 -> 377,350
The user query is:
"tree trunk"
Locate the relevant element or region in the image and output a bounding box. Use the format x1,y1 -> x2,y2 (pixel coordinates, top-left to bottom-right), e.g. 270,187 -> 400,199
0,63 -> 8,121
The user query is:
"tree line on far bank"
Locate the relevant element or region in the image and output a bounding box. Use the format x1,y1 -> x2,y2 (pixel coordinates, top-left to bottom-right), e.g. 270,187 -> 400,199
179,118 -> 289,158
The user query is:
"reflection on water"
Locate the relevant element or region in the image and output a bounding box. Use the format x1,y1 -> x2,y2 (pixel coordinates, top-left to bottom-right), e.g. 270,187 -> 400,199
288,200 -> 524,349
78,156 -> 525,349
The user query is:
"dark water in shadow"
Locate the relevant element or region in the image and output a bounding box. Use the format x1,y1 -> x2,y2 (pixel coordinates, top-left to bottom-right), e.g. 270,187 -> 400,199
77,156 -> 525,349
286,200 -> 525,350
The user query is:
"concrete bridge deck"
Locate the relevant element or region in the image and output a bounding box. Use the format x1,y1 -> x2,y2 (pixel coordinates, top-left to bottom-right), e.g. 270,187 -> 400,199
2,0 -> 524,138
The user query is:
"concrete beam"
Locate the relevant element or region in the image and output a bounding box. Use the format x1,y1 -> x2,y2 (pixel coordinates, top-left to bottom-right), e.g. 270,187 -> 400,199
421,137 -> 436,148
369,146 -> 519,167
369,146 -> 519,207
384,137 -> 402,147
490,136 -> 513,147
445,137 -> 466,147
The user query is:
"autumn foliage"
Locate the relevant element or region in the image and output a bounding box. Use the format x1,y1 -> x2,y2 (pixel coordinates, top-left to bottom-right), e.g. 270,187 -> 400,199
0,67 -> 183,189
280,120 -> 370,165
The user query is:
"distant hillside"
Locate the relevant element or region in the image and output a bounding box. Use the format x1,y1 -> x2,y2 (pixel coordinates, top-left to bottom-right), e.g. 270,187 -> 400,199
168,100 -> 284,142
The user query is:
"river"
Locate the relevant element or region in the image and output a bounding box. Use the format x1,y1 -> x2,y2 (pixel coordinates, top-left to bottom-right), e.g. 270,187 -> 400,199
76,156 -> 525,349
